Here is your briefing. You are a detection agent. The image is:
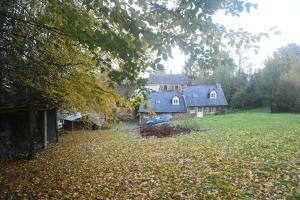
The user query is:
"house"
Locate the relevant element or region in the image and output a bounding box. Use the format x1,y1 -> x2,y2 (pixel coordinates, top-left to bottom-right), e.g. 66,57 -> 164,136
139,91 -> 187,123
139,74 -> 228,123
146,73 -> 189,92
0,104 -> 58,159
183,84 -> 228,117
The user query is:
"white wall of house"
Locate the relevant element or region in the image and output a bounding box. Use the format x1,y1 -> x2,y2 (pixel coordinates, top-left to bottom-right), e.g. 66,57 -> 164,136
145,85 -> 160,92
146,84 -> 186,92
160,84 -> 185,91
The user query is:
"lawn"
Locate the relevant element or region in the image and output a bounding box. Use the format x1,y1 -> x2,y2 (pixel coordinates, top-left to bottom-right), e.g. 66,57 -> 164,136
0,113 -> 299,199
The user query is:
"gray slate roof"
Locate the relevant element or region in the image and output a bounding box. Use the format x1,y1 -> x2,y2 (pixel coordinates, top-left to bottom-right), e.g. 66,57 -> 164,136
139,85 -> 228,113
148,74 -> 189,84
138,91 -> 187,113
184,85 -> 228,107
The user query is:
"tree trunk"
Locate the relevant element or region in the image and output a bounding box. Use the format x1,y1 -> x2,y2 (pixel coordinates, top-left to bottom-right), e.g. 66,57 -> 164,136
43,111 -> 48,149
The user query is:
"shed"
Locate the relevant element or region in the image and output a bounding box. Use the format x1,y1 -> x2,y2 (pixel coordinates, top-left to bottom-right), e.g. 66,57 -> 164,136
0,104 -> 58,159
63,112 -> 104,131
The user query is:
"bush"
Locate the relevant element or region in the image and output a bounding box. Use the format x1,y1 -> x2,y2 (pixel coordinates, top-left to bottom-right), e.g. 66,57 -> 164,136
101,122 -> 112,130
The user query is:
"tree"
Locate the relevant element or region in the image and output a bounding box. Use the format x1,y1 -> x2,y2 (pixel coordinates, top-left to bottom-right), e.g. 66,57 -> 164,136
272,66 -> 300,112
189,50 -> 239,105
259,43 -> 300,112
230,72 -> 263,109
0,0 -> 264,115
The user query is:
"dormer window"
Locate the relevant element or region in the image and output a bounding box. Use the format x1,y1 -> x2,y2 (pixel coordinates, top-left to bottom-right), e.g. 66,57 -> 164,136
210,91 -> 217,99
172,96 -> 180,105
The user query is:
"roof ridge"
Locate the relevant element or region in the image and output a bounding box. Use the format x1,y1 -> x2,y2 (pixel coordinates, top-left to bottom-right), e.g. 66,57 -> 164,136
151,73 -> 187,75
185,84 -> 215,87
151,91 -> 180,94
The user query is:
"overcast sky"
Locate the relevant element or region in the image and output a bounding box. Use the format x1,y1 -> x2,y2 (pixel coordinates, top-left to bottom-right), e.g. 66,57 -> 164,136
163,0 -> 300,74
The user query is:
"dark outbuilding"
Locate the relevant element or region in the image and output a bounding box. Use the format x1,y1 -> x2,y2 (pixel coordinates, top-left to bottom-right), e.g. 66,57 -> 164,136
0,104 -> 58,159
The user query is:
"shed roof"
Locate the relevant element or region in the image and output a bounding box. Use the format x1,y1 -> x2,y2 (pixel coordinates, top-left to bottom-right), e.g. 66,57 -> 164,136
64,112 -> 82,121
138,91 -> 187,113
148,74 -> 188,84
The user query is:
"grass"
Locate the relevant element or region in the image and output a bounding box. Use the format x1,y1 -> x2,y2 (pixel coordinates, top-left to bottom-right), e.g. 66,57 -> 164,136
0,112 -> 299,199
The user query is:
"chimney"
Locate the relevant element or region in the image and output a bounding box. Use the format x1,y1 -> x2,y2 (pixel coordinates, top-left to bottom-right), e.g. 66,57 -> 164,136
180,87 -> 185,95
216,81 -> 221,89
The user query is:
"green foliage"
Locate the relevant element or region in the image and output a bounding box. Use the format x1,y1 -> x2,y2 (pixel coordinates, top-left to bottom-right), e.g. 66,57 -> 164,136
260,43 -> 300,112
1,113 -> 299,198
0,0 -> 267,114
190,50 -> 252,107
192,44 -> 300,113
101,122 -> 112,130
272,68 -> 300,112
131,95 -> 143,117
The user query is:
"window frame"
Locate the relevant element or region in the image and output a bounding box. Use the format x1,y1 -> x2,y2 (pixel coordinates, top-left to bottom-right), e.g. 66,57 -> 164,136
172,96 -> 180,105
210,91 -> 217,99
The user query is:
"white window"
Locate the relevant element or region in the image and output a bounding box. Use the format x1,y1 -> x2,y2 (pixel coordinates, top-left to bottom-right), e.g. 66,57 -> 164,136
190,107 -> 196,114
210,91 -> 217,99
172,96 -> 180,105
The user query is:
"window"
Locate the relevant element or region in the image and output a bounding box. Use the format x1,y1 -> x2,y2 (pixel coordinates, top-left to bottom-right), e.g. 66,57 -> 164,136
190,107 -> 196,114
155,100 -> 160,104
172,96 -> 180,105
205,107 -> 215,113
198,107 -> 203,112
163,85 -> 168,91
210,91 -> 217,99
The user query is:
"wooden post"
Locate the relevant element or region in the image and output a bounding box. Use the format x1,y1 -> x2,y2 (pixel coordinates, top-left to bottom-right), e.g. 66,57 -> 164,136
28,107 -> 37,160
44,111 -> 47,149
139,114 -> 142,125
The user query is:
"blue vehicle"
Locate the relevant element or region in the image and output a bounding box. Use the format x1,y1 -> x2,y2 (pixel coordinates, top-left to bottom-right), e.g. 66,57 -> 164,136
146,115 -> 172,125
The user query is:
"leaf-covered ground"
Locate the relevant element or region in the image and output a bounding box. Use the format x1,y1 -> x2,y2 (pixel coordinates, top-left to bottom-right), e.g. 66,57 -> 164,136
0,113 -> 299,199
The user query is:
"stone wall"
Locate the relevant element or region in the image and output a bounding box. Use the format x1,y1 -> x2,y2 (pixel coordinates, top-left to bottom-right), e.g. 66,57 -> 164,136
187,106 -> 227,116
171,112 -> 192,120
139,106 -> 227,124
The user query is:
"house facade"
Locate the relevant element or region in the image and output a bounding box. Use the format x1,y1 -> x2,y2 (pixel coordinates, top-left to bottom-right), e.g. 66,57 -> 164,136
146,73 -> 189,92
139,74 -> 228,123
